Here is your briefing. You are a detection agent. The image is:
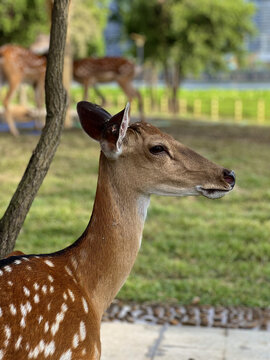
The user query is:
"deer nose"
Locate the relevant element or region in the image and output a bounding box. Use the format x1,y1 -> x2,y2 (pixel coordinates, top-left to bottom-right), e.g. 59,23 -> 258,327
223,169 -> 236,188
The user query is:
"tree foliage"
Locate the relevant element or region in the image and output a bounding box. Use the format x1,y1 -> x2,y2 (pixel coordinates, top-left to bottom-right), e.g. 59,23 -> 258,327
118,0 -> 255,110
170,0 -> 256,76
70,0 -> 109,58
0,0 -> 49,46
0,0 -> 109,57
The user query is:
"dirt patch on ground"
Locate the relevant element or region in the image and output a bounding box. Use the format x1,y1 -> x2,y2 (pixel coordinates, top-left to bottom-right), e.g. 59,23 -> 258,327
147,117 -> 270,144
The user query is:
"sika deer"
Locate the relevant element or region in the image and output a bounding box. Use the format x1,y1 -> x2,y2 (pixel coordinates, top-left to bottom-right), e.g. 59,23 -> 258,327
73,57 -> 144,120
0,102 -> 235,359
0,44 -> 46,136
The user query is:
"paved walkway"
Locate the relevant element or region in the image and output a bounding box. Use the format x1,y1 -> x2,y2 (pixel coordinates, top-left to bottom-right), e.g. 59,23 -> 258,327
101,322 -> 270,360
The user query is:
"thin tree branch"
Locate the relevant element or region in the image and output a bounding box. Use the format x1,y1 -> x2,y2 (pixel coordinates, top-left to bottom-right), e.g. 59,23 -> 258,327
0,0 -> 70,258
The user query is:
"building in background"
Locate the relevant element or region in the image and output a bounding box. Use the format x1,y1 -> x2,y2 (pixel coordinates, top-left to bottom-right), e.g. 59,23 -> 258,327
248,0 -> 270,63
104,1 -> 123,56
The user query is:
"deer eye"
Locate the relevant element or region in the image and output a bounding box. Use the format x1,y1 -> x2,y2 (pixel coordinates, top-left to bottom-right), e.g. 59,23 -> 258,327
149,145 -> 166,155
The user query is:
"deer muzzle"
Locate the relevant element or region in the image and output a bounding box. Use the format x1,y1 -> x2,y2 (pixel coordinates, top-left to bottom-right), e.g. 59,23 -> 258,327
196,168 -> 236,199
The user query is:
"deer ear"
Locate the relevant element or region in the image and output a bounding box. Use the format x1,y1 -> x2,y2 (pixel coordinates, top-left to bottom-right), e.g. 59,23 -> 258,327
77,101 -> 111,141
100,103 -> 130,158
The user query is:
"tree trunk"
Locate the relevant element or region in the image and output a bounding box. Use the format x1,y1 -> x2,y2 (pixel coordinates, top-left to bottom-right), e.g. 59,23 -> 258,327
0,0 -> 70,259
163,61 -> 173,113
163,62 -> 181,114
171,64 -> 180,114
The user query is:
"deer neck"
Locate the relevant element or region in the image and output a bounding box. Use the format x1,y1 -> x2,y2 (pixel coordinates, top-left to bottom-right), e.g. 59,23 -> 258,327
70,153 -> 150,317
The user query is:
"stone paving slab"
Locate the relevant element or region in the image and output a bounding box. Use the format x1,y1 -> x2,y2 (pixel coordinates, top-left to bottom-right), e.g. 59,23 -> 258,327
101,322 -> 161,360
101,322 -> 270,360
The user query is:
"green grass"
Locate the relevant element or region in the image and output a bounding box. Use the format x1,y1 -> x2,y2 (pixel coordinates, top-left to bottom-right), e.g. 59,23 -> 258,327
1,120 -> 270,307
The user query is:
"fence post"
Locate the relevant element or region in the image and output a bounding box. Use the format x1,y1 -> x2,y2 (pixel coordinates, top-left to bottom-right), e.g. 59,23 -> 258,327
179,98 -> 187,116
194,99 -> 202,118
144,96 -> 151,115
257,99 -> 265,124
234,100 -> 242,122
117,95 -> 125,109
106,95 -> 113,108
160,96 -> 169,114
211,98 -> 219,121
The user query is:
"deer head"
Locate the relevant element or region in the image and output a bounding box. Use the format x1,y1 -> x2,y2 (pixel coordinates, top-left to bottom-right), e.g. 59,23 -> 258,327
77,101 -> 235,201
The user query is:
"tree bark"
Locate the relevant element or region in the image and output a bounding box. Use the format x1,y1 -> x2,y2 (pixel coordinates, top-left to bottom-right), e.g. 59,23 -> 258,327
171,63 -> 180,114
0,0 -> 70,259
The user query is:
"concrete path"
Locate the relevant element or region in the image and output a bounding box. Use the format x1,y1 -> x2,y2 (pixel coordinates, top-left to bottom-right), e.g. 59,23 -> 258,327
101,322 -> 270,360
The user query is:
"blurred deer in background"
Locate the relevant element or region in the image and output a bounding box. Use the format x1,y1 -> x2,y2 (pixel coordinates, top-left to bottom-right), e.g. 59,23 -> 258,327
0,44 -> 46,136
73,56 -> 144,121
0,101 -> 235,359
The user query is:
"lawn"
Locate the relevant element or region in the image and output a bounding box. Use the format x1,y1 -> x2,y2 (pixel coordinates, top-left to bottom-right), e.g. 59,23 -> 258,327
0,119 -> 270,307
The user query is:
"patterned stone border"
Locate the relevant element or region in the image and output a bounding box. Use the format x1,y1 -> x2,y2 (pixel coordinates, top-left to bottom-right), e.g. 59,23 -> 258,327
103,300 -> 270,331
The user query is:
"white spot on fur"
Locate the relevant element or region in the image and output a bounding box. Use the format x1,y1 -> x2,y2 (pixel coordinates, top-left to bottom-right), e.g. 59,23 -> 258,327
0,307 -> 2,317
26,343 -> 30,351
15,335 -> 23,350
65,266 -> 73,277
4,266 -> 12,272
61,303 -> 68,312
72,333 -> 79,349
63,292 -> 68,300
23,286 -> 30,297
20,301 -> 32,328
81,348 -> 86,356
44,260 -> 54,267
26,301 -> 32,313
47,302 -> 51,311
71,257 -> 78,270
39,340 -> 45,351
8,281 -> 13,286
59,349 -> 72,360
10,304 -> 17,315
42,285 -> 47,294
20,316 -> 26,328
0,350 -> 3,360
14,260 -> 21,265
33,283 -> 40,291
34,294 -> 40,303
48,275 -> 54,282
0,270 -> 3,276
38,315 -> 43,324
22,257 -> 30,261
50,303 -> 68,336
26,265 -> 32,270
79,321 -> 86,341
82,297 -> 89,314
28,346 -> 39,358
28,340 -> 45,359
44,322 -> 49,333
49,286 -> 54,294
20,303 -> 27,317
44,340 -> 55,357
68,289 -> 75,302
4,325 -> 11,347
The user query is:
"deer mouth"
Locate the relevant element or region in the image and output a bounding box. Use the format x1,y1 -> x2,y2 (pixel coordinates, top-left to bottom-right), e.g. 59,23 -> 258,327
196,186 -> 232,199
